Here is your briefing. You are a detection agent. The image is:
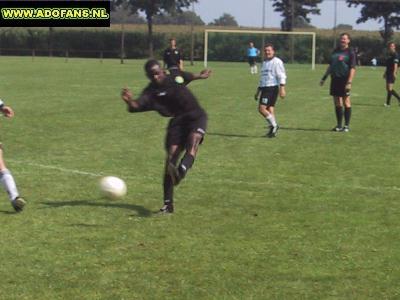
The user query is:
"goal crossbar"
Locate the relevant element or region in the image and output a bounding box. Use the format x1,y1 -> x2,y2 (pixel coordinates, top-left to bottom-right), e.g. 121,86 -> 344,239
204,29 -> 316,70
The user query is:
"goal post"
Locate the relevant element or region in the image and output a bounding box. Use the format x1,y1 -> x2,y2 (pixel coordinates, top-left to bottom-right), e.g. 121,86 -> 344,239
204,29 -> 316,70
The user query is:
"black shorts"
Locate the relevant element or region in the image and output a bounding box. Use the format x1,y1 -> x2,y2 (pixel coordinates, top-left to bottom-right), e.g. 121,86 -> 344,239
248,57 -> 257,66
259,86 -> 279,107
386,73 -> 396,84
330,77 -> 349,97
165,111 -> 207,149
168,66 -> 180,77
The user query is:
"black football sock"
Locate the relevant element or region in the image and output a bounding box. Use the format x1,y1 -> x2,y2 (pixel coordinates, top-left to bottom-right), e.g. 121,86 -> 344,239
163,173 -> 173,205
179,153 -> 195,179
335,106 -> 343,127
344,107 -> 352,126
387,91 -> 392,105
391,90 -> 400,101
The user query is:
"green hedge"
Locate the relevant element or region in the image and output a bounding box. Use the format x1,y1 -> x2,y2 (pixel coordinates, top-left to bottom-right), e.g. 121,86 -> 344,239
0,28 -> 395,65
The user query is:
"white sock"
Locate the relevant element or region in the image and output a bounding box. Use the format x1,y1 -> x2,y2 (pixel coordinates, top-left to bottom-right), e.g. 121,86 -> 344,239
266,115 -> 277,127
265,116 -> 272,126
250,66 -> 254,74
254,65 -> 258,74
0,169 -> 19,201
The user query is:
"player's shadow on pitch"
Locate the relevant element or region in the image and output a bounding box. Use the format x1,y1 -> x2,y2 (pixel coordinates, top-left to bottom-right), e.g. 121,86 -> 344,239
208,132 -> 266,138
352,103 -> 382,107
209,127 -> 329,137
280,126 -> 331,132
41,200 -> 153,218
0,210 -> 20,215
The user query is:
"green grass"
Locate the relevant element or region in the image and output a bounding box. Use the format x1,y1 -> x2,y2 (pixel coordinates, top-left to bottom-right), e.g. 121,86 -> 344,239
0,56 -> 399,299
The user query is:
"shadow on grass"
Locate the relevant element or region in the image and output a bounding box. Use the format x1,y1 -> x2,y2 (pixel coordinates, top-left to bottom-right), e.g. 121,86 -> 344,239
209,127 -> 330,138
41,200 -> 153,218
352,103 -> 383,107
208,132 -> 265,138
68,223 -> 105,228
280,126 -> 330,132
209,127 -> 332,138
0,210 -> 19,215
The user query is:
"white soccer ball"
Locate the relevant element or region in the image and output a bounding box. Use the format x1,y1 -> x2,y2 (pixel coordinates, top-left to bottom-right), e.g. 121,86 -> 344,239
99,176 -> 127,199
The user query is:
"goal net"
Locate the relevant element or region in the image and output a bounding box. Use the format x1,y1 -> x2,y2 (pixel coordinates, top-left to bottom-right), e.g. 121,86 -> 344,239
204,29 -> 316,69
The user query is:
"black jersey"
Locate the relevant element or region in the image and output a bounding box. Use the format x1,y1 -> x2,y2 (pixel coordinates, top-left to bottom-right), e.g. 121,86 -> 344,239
329,47 -> 356,78
132,72 -> 205,118
385,52 -> 399,75
163,47 -> 182,69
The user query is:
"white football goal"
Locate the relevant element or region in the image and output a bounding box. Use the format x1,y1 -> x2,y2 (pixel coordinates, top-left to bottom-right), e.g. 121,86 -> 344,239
203,29 -> 316,70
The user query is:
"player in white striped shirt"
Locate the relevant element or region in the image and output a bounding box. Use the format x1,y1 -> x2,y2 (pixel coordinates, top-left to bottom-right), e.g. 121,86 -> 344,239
254,44 -> 286,137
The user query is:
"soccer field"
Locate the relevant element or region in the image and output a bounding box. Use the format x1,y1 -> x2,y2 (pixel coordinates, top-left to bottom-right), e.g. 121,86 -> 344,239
0,56 -> 399,299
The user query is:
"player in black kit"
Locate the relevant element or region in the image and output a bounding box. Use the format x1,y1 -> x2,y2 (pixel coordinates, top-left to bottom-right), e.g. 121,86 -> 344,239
163,38 -> 183,76
320,33 -> 356,132
384,42 -> 400,107
121,60 -> 211,214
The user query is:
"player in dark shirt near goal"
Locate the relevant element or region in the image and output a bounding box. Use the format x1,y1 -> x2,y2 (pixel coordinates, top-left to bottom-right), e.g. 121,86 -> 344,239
384,42 -> 400,107
320,33 -> 356,132
163,38 -> 184,76
121,60 -> 211,214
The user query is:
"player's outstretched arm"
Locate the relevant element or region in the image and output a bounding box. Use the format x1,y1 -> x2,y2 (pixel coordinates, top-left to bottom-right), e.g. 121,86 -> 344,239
0,100 -> 14,118
121,88 -> 140,112
320,66 -> 331,86
279,85 -> 286,99
121,88 -> 152,113
345,68 -> 356,93
121,87 -> 132,102
200,69 -> 212,79
1,106 -> 14,118
192,69 -> 212,80
254,87 -> 261,101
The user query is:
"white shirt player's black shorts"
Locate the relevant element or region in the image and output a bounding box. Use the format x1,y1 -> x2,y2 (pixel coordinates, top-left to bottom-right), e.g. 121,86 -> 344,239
165,110 -> 207,149
259,86 -> 279,107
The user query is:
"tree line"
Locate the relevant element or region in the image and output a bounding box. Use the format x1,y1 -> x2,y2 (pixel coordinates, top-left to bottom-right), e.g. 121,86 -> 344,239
0,28 -> 394,66
111,0 -> 400,57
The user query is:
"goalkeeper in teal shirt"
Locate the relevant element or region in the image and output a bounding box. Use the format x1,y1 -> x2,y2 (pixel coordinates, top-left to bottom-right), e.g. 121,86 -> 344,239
247,42 -> 260,74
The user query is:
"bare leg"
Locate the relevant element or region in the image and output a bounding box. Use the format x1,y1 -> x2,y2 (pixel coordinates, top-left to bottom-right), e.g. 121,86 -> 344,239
162,144 -> 182,212
0,147 -> 25,212
259,105 -> 278,136
175,132 -> 203,182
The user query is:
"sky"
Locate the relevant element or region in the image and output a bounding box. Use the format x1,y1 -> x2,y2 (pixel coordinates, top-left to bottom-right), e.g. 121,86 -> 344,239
193,0 -> 384,31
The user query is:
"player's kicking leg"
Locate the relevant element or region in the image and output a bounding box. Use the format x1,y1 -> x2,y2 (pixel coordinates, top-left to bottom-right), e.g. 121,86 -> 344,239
169,130 -> 204,186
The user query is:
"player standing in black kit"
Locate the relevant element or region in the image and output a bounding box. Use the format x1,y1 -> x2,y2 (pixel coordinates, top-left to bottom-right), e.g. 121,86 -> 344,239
163,38 -> 183,76
320,33 -> 356,132
384,42 -> 400,107
121,60 -> 211,214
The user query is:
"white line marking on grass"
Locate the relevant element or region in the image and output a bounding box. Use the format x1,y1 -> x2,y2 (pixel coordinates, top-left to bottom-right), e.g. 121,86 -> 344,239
9,159 -> 107,178
204,177 -> 400,193
9,159 -> 400,193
